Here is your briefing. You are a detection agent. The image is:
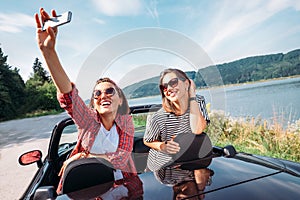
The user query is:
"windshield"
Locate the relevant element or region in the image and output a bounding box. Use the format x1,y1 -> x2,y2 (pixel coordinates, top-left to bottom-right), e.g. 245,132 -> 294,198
59,123 -> 78,149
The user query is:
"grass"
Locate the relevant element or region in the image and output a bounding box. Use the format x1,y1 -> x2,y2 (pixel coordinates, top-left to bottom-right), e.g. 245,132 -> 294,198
206,110 -> 300,162
22,109 -> 64,118
132,110 -> 300,163
133,114 -> 148,128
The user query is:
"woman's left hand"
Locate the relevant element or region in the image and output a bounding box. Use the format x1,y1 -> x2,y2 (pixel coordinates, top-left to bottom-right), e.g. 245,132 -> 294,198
161,139 -> 181,154
189,79 -> 196,97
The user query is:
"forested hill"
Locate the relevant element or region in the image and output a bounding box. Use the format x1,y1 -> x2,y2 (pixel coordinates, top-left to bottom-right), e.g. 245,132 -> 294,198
215,49 -> 300,84
123,49 -> 300,98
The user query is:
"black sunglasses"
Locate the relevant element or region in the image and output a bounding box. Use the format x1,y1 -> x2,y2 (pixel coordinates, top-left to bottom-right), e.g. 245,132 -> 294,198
94,87 -> 116,99
160,77 -> 184,92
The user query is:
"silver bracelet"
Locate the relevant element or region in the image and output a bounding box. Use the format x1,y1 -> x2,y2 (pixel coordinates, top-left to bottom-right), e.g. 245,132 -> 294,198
189,97 -> 197,101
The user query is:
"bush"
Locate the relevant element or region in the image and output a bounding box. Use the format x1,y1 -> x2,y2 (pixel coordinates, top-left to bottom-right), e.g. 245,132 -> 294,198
206,111 -> 300,162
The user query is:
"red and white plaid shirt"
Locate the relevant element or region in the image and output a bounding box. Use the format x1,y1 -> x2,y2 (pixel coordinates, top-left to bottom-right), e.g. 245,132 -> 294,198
56,84 -> 143,198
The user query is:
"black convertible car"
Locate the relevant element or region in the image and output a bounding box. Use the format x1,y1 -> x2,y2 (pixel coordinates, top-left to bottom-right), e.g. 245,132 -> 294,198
19,104 -> 300,200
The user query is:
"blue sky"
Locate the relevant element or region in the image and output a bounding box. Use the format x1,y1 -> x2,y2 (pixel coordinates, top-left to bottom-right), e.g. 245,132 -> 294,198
1,0 -> 300,98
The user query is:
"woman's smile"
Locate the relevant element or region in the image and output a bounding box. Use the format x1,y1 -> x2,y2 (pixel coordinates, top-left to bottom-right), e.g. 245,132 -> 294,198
100,99 -> 112,107
166,89 -> 178,98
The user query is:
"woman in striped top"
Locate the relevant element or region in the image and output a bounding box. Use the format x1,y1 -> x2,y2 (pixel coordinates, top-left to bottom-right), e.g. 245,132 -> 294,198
143,68 -> 212,195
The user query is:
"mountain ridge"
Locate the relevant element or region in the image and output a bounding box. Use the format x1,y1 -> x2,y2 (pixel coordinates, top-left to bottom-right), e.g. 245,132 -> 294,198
123,49 -> 300,98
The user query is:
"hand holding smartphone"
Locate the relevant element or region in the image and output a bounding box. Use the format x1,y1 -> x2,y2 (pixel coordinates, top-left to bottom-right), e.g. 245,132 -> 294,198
42,11 -> 72,31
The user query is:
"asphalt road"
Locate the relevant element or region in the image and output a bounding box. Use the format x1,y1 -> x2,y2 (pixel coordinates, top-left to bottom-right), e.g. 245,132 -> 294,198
0,112 -> 69,200
0,112 -> 68,149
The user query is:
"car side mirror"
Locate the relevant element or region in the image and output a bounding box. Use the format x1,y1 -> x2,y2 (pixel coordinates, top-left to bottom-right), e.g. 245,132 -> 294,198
223,145 -> 237,158
19,150 -> 43,168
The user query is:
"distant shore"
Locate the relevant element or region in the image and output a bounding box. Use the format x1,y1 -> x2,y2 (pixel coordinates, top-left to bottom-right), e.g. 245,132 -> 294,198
198,74 -> 300,91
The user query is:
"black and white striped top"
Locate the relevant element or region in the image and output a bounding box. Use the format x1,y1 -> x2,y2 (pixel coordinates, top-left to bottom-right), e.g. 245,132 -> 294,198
144,95 -> 210,185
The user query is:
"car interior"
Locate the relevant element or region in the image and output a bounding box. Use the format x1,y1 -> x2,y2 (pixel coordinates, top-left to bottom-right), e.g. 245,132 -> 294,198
19,104 -> 227,200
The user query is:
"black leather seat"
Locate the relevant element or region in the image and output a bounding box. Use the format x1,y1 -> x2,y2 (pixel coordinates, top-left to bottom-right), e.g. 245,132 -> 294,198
172,132 -> 213,170
61,158 -> 114,194
133,138 -> 151,173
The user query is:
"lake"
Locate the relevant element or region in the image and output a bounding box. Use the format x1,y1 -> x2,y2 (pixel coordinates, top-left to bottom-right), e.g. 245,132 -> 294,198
1,77 -> 299,148
129,76 -> 300,126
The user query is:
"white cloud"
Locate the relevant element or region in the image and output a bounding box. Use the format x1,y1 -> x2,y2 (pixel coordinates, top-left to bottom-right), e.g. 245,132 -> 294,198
144,0 -> 159,20
0,13 -> 34,33
269,0 -> 300,11
92,0 -> 142,16
202,0 -> 295,53
93,18 -> 106,25
294,1 -> 300,10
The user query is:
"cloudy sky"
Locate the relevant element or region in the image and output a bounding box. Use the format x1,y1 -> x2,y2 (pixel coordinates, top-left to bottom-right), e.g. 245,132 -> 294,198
1,0 -> 300,98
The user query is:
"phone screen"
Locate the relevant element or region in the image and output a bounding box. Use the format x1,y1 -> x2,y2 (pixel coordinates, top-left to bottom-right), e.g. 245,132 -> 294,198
42,11 -> 72,31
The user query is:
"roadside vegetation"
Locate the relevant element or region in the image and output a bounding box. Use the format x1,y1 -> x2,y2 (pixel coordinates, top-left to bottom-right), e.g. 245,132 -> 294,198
0,48 -> 63,122
23,109 -> 63,118
207,110 -> 300,162
133,111 -> 300,163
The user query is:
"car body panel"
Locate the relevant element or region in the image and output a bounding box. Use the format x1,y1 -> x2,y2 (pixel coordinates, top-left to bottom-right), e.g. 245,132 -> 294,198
53,156 -> 300,200
202,172 -> 300,199
18,104 -> 300,200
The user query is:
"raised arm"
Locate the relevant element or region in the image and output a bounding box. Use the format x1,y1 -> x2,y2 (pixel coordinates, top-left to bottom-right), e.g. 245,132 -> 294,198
189,79 -> 207,134
35,8 -> 72,93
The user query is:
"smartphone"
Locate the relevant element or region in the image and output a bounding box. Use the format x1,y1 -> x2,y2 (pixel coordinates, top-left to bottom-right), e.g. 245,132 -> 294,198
42,11 -> 72,31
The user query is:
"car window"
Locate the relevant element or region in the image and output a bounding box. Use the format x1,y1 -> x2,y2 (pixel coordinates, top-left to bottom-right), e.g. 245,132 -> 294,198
132,112 -> 153,138
59,123 -> 78,149
57,111 -> 153,153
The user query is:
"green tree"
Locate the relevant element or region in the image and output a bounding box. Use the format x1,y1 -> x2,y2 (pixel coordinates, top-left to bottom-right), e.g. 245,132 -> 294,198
24,58 -> 62,113
27,58 -> 50,87
0,47 -> 25,121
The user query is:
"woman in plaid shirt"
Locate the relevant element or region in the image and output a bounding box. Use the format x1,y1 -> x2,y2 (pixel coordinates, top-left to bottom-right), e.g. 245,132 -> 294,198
35,8 -> 143,199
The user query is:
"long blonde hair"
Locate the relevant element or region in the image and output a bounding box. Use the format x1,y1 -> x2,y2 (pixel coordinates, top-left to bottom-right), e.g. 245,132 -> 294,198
159,68 -> 191,114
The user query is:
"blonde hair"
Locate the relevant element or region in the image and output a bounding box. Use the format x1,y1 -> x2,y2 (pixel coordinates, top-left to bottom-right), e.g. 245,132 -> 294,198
159,68 -> 191,114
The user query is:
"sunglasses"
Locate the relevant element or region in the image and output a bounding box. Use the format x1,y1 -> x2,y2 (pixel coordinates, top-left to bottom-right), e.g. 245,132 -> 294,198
160,77 -> 184,92
93,87 -> 116,99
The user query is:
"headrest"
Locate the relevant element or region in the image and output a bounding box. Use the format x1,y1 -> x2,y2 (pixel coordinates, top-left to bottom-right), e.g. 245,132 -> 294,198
61,158 -> 114,194
172,132 -> 213,170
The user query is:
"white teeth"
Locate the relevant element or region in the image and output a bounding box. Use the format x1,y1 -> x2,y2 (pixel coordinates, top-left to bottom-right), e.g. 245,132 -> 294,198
101,101 -> 111,106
